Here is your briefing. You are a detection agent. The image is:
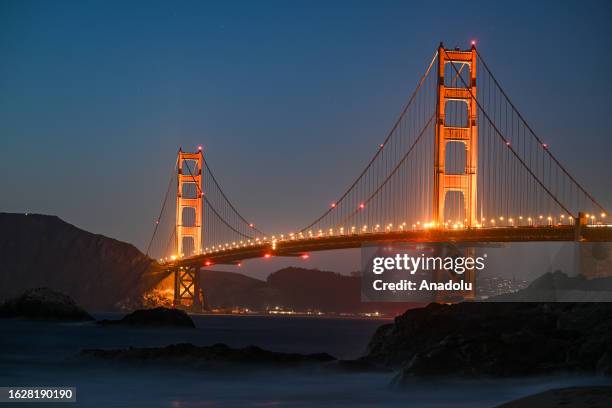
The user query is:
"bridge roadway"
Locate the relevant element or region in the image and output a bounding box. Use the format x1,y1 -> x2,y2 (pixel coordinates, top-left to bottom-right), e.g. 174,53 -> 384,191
160,225 -> 612,269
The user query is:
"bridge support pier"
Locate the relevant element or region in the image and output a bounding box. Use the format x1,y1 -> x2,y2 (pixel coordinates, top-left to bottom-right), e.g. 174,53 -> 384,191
574,212 -> 588,241
173,266 -> 202,312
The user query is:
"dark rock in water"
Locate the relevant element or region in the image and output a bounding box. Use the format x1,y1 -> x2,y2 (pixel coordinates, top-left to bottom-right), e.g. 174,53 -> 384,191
80,343 -> 336,369
495,386 -> 612,408
97,307 -> 195,328
360,302 -> 612,381
0,287 -> 94,321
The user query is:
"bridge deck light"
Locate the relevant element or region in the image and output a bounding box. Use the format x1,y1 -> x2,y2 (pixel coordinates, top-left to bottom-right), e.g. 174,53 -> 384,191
301,253 -> 310,260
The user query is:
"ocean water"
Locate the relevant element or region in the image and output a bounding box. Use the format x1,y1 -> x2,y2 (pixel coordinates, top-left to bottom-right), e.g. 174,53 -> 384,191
1,314 -> 610,407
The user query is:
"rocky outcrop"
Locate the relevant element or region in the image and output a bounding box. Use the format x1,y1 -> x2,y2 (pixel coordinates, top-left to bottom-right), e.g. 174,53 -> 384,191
0,287 -> 94,320
80,343 -> 336,369
361,302 -> 612,381
0,213 -> 165,311
98,307 -> 195,328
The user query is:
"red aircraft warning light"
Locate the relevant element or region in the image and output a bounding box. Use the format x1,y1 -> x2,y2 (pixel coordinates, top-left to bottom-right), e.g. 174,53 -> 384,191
331,203 -> 336,208
249,223 -> 254,228
359,203 -> 365,209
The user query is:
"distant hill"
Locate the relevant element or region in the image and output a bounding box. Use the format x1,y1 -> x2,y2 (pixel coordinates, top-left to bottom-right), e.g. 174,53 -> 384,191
0,213 -> 163,311
198,267 -> 416,315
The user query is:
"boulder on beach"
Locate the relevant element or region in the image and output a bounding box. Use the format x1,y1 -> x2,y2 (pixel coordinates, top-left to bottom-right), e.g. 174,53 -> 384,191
80,343 -> 336,369
97,307 -> 195,328
0,287 -> 94,321
360,302 -> 612,381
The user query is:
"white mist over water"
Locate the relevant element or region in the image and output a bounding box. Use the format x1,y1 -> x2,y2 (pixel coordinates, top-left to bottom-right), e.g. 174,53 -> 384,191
1,314 -> 610,407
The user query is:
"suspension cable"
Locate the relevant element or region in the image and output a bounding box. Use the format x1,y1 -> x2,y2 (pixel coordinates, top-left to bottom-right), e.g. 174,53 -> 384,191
443,48 -> 574,217
145,154 -> 178,257
476,50 -> 607,214
300,49 -> 439,232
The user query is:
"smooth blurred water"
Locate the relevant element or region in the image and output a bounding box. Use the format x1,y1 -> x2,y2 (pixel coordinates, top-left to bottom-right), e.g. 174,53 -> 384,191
1,314 -> 610,407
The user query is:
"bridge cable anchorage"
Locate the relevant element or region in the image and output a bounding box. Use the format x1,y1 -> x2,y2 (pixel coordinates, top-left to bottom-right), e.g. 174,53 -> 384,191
146,153 -> 179,257
475,49 -> 607,215
300,49 -> 439,233
442,47 -> 585,219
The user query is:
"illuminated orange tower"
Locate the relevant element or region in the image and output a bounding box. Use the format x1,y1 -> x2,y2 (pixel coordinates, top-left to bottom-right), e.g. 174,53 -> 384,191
176,148 -> 203,257
173,148 -> 203,308
433,43 -> 478,227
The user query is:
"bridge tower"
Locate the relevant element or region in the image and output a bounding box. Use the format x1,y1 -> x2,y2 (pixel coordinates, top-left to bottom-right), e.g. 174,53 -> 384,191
174,148 -> 203,309
433,43 -> 478,227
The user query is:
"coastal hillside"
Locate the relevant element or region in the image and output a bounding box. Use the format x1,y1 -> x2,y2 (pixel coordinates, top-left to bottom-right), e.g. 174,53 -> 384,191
0,213 -> 163,311
0,213 -> 412,315
198,267 -> 415,315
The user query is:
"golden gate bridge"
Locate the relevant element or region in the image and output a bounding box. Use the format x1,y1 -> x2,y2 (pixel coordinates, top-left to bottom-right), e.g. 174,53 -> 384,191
144,43 -> 611,308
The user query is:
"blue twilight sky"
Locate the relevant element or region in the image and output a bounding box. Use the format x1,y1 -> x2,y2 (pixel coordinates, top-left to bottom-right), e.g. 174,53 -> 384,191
1,1 -> 611,278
